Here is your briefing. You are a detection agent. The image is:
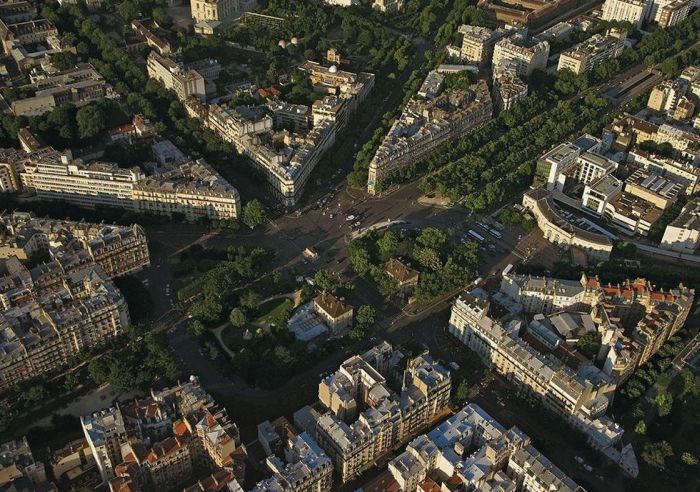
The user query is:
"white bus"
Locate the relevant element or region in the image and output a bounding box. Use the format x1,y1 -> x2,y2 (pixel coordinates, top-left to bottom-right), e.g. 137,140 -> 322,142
468,229 -> 485,242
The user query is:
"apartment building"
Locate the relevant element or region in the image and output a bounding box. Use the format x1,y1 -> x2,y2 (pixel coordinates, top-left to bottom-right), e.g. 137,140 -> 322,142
57,0 -> 104,8
11,64 -> 115,116
251,432 -> 333,492
647,79 -> 689,113
51,439 -> 98,488
492,34 -> 549,78
588,169 -> 683,236
0,146 -> 54,192
0,2 -> 37,24
184,470 -> 243,492
499,272 -> 598,315
601,0 -> 651,27
0,17 -> 57,53
83,378 -> 246,490
626,149 -> 700,194
447,295 -> 638,474
647,0 -> 691,26
368,79 -> 492,194
323,0 -> 360,7
238,121 -> 337,207
147,52 -> 206,102
314,343 -> 450,482
373,0 -> 405,13
0,243 -> 132,389
656,0 -> 691,26
0,212 -> 150,277
131,19 -> 171,55
493,73 -> 528,111
311,96 -> 348,132
313,291 -> 353,333
0,437 -> 48,487
661,197 -> 700,252
191,0 -> 240,25
267,100 -> 311,133
501,268 -> 693,375
185,62 -> 372,206
457,25 -> 508,65
81,408 -> 129,484
557,29 -> 626,75
18,154 -> 241,221
386,404 -> 582,491
624,168 -> 682,210
535,134 -> 613,192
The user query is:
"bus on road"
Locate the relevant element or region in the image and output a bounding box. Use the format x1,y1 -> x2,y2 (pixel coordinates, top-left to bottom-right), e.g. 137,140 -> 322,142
468,229 -> 485,242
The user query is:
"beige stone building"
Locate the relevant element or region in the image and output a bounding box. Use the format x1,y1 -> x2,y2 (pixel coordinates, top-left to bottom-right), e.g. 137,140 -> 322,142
368,80 -> 492,194
522,189 -> 614,261
84,379 -> 246,490
314,343 -> 451,482
147,52 -> 206,102
492,33 -> 549,78
313,291 -> 353,333
11,64 -> 115,117
557,30 -> 626,76
191,0 -> 240,25
385,258 -> 419,297
17,153 -> 240,221
0,211 -> 151,389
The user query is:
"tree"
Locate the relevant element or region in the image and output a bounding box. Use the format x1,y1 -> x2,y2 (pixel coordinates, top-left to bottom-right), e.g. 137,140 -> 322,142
24,385 -> 46,403
356,305 -> 376,329
117,0 -> 140,21
239,290 -> 261,311
377,231 -> 399,261
416,227 -> 448,251
204,341 -> 220,361
681,452 -> 698,466
634,420 -> 646,435
680,369 -> 700,397
64,372 -> 80,391
229,308 -> 247,328
642,441 -> 674,470
187,320 -> 205,338
314,269 -> 340,293
152,8 -> 173,28
413,247 -> 442,271
76,104 -> 105,139
51,51 -> 78,71
576,332 -> 602,360
655,392 -> 673,417
455,379 -> 470,401
242,200 -> 267,229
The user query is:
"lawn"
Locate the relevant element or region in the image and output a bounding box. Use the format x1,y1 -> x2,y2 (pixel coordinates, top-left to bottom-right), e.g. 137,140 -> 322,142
256,297 -> 294,324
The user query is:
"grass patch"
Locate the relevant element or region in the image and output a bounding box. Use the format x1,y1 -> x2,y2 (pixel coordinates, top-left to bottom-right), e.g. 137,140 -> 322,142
256,298 -> 294,324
